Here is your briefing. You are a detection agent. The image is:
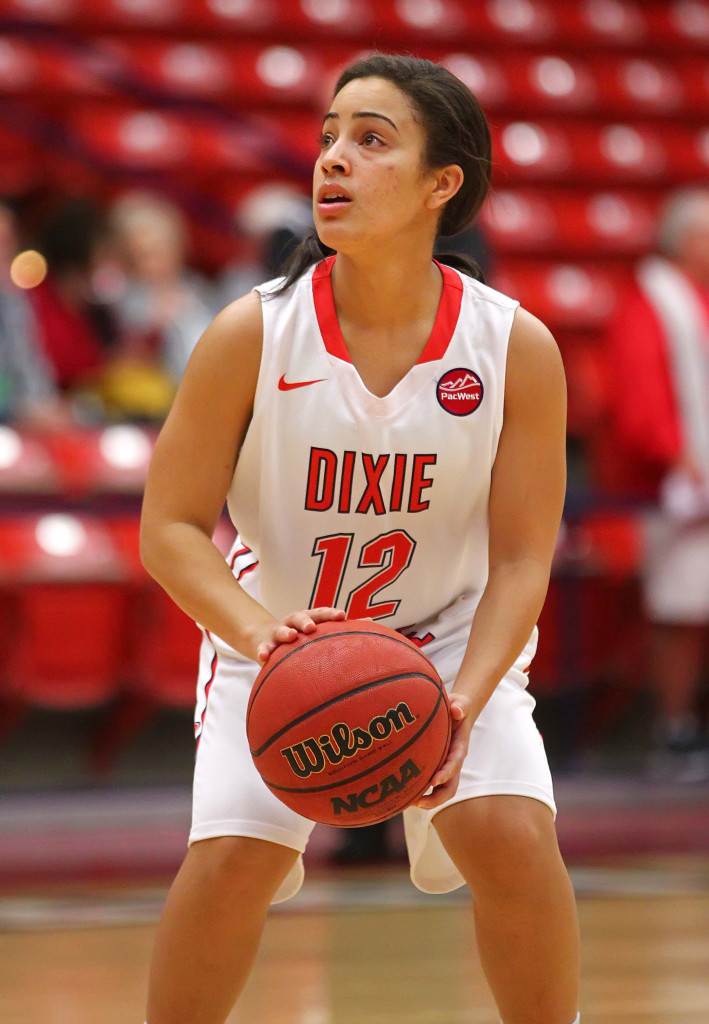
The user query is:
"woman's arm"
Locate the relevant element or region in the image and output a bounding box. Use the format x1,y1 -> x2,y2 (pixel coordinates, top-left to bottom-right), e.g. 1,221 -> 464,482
417,306 -> 567,808
140,293 -> 345,662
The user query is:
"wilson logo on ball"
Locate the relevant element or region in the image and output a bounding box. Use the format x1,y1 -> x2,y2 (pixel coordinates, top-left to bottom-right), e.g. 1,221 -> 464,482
331,758 -> 421,815
280,701 -> 416,779
436,367 -> 484,416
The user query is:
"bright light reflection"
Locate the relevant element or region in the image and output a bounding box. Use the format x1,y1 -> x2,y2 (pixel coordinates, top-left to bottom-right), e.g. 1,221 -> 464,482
99,425 -> 151,470
35,514 -> 88,558
0,425 -> 22,469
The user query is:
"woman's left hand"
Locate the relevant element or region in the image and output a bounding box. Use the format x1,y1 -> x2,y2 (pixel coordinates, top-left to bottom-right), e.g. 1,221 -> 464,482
414,692 -> 475,810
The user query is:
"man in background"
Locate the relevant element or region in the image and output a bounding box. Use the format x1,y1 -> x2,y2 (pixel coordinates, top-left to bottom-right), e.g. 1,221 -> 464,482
606,188 -> 709,782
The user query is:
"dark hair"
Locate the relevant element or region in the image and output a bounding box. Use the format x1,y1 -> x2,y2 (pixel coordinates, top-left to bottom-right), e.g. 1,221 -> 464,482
274,54 -> 492,293
39,198 -> 107,276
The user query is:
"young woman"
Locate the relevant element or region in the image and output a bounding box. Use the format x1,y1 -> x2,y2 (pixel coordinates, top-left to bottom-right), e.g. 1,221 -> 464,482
140,54 -> 580,1024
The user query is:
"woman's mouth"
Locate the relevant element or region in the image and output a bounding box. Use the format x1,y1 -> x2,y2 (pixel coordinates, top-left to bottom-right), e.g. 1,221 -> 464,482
317,185 -> 353,212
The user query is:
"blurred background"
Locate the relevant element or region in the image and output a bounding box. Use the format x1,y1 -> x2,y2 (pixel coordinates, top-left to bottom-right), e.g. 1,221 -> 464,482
0,1 -> 707,1021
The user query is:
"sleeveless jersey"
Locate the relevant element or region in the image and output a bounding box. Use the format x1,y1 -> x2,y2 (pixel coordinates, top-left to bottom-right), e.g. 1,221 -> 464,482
226,256 -> 520,640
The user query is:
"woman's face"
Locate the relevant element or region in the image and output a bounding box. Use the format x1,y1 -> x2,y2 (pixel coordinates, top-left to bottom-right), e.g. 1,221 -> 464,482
313,76 -> 439,253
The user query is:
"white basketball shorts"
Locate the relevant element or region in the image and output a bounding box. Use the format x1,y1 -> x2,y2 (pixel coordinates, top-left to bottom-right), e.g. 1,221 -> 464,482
190,599 -> 556,904
642,512 -> 709,625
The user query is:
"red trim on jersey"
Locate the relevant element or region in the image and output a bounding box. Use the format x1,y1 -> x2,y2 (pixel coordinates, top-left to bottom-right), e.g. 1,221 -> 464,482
312,256 -> 349,361
312,256 -> 462,364
229,544 -> 252,569
424,261 -> 464,362
196,633 -> 218,747
236,560 -> 259,582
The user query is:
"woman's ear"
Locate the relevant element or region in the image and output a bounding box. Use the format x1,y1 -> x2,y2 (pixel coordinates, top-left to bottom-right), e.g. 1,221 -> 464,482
425,164 -> 464,213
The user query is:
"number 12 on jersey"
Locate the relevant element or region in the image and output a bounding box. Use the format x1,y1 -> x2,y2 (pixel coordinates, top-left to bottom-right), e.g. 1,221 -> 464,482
310,530 -> 416,620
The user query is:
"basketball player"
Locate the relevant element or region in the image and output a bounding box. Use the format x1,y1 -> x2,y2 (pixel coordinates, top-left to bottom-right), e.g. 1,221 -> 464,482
140,55 -> 580,1024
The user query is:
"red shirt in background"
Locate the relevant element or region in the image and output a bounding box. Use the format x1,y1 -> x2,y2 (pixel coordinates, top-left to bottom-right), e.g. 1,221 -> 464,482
603,270 -> 709,499
29,278 -> 104,390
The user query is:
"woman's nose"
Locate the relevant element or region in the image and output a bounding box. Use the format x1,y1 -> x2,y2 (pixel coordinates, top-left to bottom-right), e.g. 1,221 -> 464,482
320,139 -> 349,175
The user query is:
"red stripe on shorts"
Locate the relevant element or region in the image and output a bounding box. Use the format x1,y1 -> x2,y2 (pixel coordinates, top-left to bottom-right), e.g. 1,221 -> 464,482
195,632 -> 219,747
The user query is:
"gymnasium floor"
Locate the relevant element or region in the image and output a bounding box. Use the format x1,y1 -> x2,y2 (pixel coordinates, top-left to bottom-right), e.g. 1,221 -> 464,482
1,858 -> 708,1023
0,773 -> 707,1024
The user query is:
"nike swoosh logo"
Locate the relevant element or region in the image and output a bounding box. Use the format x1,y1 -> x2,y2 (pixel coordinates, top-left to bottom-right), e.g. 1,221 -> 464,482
278,374 -> 328,391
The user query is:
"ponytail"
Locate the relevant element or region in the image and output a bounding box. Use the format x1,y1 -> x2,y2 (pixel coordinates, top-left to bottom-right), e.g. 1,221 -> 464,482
434,251 -> 485,284
272,233 -> 334,296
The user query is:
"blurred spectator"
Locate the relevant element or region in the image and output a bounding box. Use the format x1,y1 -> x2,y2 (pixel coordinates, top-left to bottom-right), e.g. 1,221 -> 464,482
605,188 -> 709,781
218,184 -> 313,305
28,198 -> 114,394
0,202 -> 70,426
110,191 -> 214,390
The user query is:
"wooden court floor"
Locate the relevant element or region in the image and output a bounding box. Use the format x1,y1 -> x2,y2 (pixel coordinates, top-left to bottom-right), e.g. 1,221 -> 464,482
0,859 -> 708,1024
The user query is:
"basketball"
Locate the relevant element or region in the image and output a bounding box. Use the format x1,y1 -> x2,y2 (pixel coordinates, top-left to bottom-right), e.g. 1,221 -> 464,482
246,620 -> 452,827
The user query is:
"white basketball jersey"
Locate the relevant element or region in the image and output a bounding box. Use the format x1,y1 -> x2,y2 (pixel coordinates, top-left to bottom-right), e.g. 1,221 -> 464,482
226,256 -> 523,645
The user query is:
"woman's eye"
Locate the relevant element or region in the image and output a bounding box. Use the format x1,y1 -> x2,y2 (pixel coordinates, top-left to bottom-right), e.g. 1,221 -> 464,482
362,133 -> 382,147
319,132 -> 334,148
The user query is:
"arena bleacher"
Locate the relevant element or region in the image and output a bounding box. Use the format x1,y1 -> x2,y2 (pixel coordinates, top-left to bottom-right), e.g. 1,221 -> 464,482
0,0 -> 706,769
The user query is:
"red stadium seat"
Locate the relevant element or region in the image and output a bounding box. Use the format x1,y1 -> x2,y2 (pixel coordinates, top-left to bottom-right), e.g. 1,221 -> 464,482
378,0 -> 472,41
0,514 -> 129,721
102,38 -> 330,108
0,39 -> 115,100
594,56 -> 685,115
576,511 -> 644,581
509,54 -> 598,115
7,582 -> 129,708
478,0 -> 559,44
494,119 -> 708,185
0,427 -> 60,497
68,98 -> 323,180
554,0 -> 648,47
495,260 -> 625,330
90,0 -> 185,29
68,104 -> 197,169
0,513 -> 126,581
436,51 -> 700,121
440,53 -> 510,109
481,190 -> 560,254
92,515 -> 224,770
227,43 -> 323,105
483,189 -> 658,258
0,125 -> 42,195
132,587 -> 203,708
493,120 -> 574,181
587,122 -> 706,182
182,0 -> 280,35
0,38 -> 41,94
108,39 -> 236,100
0,0 -> 75,24
575,192 -> 658,254
678,56 -> 709,115
645,0 -> 709,50
41,426 -> 154,498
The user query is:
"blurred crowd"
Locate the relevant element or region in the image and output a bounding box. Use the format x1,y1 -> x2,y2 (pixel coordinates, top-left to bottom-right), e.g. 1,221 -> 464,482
0,186 -> 314,429
605,187 -> 709,785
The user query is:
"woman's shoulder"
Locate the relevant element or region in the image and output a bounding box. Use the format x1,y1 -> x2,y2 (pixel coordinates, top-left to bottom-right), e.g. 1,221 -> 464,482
208,288 -> 263,338
457,271 -> 520,312
185,290 -> 263,383
506,306 -> 566,409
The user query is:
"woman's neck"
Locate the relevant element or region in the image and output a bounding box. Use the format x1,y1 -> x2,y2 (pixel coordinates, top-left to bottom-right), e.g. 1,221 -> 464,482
330,248 -> 442,334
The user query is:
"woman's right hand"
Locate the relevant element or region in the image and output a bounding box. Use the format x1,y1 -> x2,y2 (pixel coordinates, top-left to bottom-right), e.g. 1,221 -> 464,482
253,607 -> 347,664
